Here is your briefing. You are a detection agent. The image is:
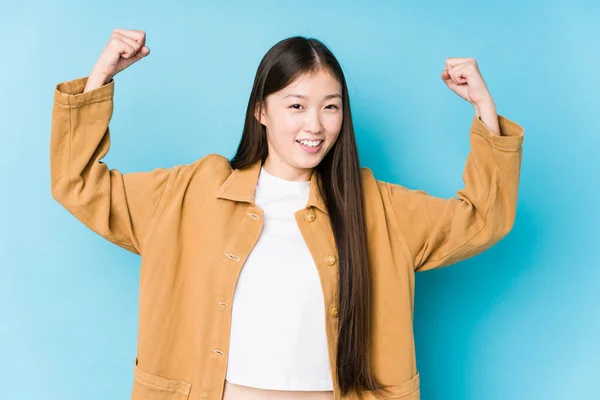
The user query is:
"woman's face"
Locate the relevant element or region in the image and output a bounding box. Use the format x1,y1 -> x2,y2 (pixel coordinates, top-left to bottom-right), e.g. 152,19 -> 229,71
256,69 -> 343,181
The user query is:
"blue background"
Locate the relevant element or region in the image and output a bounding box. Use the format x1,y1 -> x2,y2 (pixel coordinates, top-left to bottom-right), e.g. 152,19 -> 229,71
1,1 -> 598,399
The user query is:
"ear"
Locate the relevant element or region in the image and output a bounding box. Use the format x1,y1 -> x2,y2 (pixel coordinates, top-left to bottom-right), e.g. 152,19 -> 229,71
254,103 -> 267,126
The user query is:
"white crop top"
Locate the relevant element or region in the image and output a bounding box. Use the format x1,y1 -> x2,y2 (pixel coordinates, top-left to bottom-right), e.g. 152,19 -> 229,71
224,166 -> 333,391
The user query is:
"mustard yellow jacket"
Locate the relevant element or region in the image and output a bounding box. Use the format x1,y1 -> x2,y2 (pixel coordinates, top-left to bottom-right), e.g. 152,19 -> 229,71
50,76 -> 524,400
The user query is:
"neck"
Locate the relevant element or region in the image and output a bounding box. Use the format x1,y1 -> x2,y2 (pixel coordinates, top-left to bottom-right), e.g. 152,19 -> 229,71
262,158 -> 313,182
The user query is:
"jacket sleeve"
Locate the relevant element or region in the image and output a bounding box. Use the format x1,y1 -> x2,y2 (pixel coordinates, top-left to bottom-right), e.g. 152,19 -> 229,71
50,76 -> 175,255
379,114 -> 524,272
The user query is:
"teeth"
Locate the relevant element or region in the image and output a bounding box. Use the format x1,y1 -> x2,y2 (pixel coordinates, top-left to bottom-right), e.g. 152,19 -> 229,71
298,140 -> 322,147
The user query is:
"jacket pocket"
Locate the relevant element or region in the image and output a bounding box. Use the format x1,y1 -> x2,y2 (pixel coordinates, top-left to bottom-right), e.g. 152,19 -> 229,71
132,359 -> 192,400
361,372 -> 420,399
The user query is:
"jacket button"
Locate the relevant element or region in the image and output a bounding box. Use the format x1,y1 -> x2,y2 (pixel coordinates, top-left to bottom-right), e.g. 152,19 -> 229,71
331,307 -> 339,318
304,210 -> 316,222
325,254 -> 336,266
212,349 -> 225,356
217,301 -> 228,309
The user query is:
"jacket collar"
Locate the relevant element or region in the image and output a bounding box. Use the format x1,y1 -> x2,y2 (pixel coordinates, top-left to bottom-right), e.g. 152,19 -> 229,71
216,158 -> 328,215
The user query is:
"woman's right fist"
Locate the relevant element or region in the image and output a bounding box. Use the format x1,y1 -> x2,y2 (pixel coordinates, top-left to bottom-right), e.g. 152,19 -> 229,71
91,28 -> 150,82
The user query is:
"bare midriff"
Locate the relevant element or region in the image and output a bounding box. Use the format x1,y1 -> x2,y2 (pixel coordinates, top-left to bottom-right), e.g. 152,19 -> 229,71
222,380 -> 335,400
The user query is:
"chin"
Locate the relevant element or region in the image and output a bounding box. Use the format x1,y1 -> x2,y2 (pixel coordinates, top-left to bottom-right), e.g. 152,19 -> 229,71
293,157 -> 322,170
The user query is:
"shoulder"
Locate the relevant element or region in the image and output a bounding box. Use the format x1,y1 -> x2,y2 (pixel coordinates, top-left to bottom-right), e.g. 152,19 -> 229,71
169,153 -> 232,191
360,166 -> 376,182
359,166 -> 386,195
193,153 -> 232,174
359,166 -> 427,201
359,167 -> 393,207
178,153 -> 231,176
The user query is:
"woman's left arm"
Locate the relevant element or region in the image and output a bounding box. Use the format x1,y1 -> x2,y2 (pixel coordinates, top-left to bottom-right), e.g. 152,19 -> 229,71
379,58 -> 525,272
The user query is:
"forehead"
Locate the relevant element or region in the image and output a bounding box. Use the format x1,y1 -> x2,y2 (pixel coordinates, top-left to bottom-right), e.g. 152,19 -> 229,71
278,69 -> 342,98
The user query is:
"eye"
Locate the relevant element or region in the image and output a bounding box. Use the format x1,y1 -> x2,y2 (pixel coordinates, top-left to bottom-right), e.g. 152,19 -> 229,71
289,104 -> 303,110
325,104 -> 339,110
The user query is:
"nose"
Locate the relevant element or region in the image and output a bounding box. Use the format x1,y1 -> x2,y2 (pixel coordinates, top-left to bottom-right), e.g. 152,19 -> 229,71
303,109 -> 324,133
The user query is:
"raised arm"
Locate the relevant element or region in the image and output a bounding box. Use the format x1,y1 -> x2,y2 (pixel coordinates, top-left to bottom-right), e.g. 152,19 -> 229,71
380,57 -> 524,271
50,28 -> 173,255
379,113 -> 524,272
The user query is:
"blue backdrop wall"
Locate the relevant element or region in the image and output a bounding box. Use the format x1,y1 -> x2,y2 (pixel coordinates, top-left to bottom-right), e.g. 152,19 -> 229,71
1,1 -> 598,399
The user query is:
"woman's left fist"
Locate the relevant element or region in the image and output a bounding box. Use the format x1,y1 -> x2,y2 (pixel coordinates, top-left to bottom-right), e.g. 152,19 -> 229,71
441,58 -> 492,106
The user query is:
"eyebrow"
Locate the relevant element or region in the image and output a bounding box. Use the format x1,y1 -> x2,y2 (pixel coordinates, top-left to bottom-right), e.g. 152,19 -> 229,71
284,93 -> 342,100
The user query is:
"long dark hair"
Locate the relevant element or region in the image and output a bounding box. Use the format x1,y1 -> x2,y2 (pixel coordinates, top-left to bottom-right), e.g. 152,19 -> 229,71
230,36 -> 386,397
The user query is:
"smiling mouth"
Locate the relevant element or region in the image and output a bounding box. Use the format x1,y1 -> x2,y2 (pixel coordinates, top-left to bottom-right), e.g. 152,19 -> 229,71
296,139 -> 324,153
296,139 -> 323,147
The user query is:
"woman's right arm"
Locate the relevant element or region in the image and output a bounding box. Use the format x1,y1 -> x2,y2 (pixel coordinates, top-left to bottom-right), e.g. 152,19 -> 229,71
50,29 -> 169,255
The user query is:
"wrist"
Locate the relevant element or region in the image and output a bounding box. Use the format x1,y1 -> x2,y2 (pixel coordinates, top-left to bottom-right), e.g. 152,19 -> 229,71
473,95 -> 495,115
474,100 -> 501,136
83,71 -> 112,93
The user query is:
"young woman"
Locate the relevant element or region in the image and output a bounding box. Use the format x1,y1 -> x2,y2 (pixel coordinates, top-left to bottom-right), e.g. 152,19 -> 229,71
50,29 -> 524,400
